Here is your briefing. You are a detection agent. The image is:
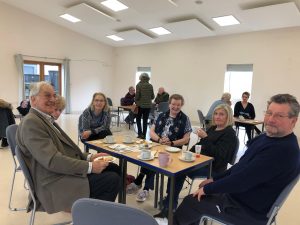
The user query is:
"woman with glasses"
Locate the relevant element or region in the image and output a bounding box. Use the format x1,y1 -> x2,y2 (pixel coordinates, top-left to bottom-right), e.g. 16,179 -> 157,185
80,92 -> 112,141
234,91 -> 261,142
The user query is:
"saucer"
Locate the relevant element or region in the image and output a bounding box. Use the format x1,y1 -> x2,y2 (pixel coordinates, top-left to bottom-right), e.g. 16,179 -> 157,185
123,140 -> 134,144
178,156 -> 195,162
95,156 -> 116,163
137,154 -> 154,161
103,141 -> 116,144
165,146 -> 181,153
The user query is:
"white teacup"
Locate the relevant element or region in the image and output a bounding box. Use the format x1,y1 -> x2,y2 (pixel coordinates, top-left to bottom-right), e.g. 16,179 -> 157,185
184,151 -> 193,161
141,150 -> 151,159
105,135 -> 115,143
124,135 -> 133,143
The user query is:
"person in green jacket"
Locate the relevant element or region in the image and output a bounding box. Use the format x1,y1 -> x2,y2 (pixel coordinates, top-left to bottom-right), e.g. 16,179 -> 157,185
154,87 -> 169,105
135,73 -> 154,139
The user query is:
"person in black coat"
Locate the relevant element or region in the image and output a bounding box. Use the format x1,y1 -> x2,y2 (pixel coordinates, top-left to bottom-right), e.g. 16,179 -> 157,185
234,92 -> 261,141
17,99 -> 31,116
0,99 -> 15,147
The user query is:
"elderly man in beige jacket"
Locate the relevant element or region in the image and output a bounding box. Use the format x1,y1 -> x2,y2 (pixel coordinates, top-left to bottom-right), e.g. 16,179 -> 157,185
16,81 -> 120,213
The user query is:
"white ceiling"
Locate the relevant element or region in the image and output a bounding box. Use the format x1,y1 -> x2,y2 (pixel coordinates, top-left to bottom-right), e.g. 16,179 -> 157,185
2,0 -> 300,47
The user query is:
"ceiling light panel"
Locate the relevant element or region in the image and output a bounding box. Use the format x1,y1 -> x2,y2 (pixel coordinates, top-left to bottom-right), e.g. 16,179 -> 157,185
213,15 -> 240,26
59,14 -> 81,23
149,27 -> 171,35
117,29 -> 153,45
106,35 -> 124,41
65,3 -> 117,25
165,19 -> 214,38
101,0 -> 128,12
241,2 -> 300,30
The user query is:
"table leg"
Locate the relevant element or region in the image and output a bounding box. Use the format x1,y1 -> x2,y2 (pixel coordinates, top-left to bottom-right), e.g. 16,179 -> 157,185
208,161 -> 212,179
168,176 -> 174,225
159,174 -> 164,210
118,159 -> 127,204
154,172 -> 159,208
117,107 -> 120,127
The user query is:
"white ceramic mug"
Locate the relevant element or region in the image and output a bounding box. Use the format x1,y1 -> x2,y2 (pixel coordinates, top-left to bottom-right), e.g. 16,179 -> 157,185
124,135 -> 133,143
141,150 -> 151,159
105,135 -> 115,143
184,151 -> 193,161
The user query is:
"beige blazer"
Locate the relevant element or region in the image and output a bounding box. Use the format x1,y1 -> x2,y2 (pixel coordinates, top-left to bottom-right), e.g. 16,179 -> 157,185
16,109 -> 89,213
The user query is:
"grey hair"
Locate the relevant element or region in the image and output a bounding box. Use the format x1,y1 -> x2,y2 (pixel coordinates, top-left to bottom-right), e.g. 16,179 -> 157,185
268,94 -> 300,117
221,92 -> 231,101
29,81 -> 52,97
139,73 -> 150,81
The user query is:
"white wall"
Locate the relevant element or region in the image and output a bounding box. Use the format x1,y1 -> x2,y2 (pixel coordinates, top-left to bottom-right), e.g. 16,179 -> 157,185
113,27 -> 300,136
0,2 -> 114,113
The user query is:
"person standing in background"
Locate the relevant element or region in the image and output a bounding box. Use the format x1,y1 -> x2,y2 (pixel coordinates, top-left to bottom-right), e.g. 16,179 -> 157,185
135,73 -> 154,139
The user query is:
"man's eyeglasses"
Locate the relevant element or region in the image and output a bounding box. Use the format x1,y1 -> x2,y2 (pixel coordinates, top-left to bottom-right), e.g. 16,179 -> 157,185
264,111 -> 291,120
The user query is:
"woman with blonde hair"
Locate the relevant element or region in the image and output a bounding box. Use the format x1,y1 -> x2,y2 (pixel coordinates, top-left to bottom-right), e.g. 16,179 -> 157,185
51,95 -> 66,120
80,92 -> 112,141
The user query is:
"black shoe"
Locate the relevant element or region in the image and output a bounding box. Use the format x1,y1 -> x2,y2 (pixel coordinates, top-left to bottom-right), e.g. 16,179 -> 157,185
154,209 -> 168,218
1,138 -> 8,147
137,134 -> 145,139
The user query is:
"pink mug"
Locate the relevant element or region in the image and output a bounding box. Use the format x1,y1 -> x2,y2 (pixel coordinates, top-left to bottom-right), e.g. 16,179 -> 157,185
158,152 -> 172,167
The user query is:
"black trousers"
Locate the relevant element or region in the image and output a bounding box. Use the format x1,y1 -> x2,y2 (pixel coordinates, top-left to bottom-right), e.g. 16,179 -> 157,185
88,163 -> 121,202
136,107 -> 151,136
173,194 -> 267,225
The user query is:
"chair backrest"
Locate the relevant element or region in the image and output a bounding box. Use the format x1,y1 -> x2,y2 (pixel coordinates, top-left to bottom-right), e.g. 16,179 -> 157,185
107,97 -> 113,107
15,145 -> 38,221
229,136 -> 240,165
72,198 -> 158,225
197,110 -> 206,130
266,172 -> 300,225
6,124 -> 19,156
157,102 -> 169,113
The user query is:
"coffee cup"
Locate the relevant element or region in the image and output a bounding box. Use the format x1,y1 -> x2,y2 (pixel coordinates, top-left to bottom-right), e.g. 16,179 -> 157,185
195,145 -> 202,158
105,135 -> 115,143
184,151 -> 193,161
124,135 -> 133,143
158,152 -> 172,167
141,150 -> 151,160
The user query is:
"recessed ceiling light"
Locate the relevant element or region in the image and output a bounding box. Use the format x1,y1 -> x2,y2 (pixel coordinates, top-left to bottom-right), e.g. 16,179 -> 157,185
101,0 -> 128,12
212,15 -> 240,26
149,27 -> 171,35
106,35 -> 124,41
59,14 -> 81,23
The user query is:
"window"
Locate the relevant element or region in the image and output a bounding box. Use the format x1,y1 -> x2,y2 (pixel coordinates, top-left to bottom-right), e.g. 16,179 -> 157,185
23,61 -> 62,99
224,64 -> 253,106
135,67 -> 151,85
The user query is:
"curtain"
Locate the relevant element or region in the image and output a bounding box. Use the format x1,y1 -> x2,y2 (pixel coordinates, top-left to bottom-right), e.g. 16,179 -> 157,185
63,58 -> 71,114
14,54 -> 24,102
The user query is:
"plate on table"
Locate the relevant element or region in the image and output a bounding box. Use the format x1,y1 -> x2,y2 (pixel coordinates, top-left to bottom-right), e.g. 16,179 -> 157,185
95,156 -> 116,163
137,154 -> 154,161
178,156 -> 196,162
103,141 -> 116,144
165,146 -> 181,153
123,140 -> 135,144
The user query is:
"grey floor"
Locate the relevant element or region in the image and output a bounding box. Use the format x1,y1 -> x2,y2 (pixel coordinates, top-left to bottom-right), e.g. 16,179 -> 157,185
0,113 -> 299,225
